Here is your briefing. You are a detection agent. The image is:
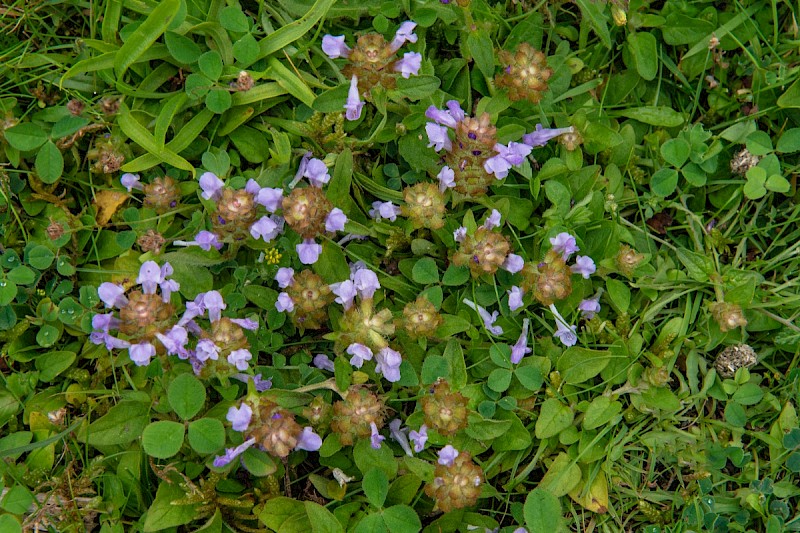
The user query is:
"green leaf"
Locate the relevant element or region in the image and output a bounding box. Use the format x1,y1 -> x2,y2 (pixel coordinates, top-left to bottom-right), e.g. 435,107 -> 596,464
51,116 -> 88,139
233,33 -> 259,65
353,438 -> 398,479
143,481 -> 201,532
524,488 -> 563,531
80,400 -> 150,446
583,396 -> 623,430
383,505 -> 422,533
257,0 -> 336,59
515,365 -> 543,391
745,130 -> 773,156
619,106 -> 685,127
35,350 -> 76,382
220,6 -> 250,32
724,401 -> 747,428
198,50 -> 224,80
488,368 -> 512,392
4,122 -> 48,151
651,168 -> 679,196
206,88 -> 233,114
187,418 -> 225,454
443,338 -> 467,390
168,373 -> 206,420
0,279 -> 16,306
165,31 -> 201,63
627,32 -> 658,81
305,501 -> 345,533
661,138 -> 690,167
421,355 -> 449,385
605,278 -> 630,314
557,347 -> 610,384
435,315 -> 471,337
466,30 -> 494,79
539,452 -> 581,496
411,257 -> 439,285
142,420 -> 185,458
26,245 -> 55,270
442,264 -> 470,286
267,57 -> 316,108
535,398 -> 574,439
114,0 -> 181,79
393,76 -> 440,101
766,174 -> 791,194
363,468 -> 389,508
776,128 -> 800,153
242,447 -> 278,477
1,485 -> 34,515
576,0 -> 612,48
7,266 -> 36,285
118,103 -> 194,175
732,383 -> 764,406
0,515 -> 22,533
259,497 -> 309,532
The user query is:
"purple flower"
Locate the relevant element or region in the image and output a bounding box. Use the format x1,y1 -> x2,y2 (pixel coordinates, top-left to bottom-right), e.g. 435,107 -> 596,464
304,158 -> 330,187
245,179 -> 261,195
129,342 -> 156,366
228,348 -> 252,371
550,232 -> 579,261
231,317 -> 258,330
227,403 -> 253,432
275,267 -> 295,289
389,21 -> 418,53
571,255 -> 596,279
276,292 -> 294,312
370,422 -> 385,449
179,293 -> 207,325
394,52 -> 422,78
389,419 -> 413,456
325,208 -> 347,232
98,282 -> 127,308
199,171 -> 224,201
295,427 -> 322,452
92,313 -> 119,333
297,239 -> 322,265
425,123 -> 452,152
345,75 -> 364,121
253,374 -> 273,391
483,209 -> 502,230
438,445 -> 459,466
503,253 -> 524,274
454,226 -> 467,243
330,279 -> 357,309
578,298 -> 601,320
463,298 -> 503,335
494,141 -> 532,166
445,100 -> 465,122
91,331 -> 131,351
156,325 -> 189,358
437,166 -> 455,192
194,230 -> 223,251
313,354 -> 335,372
213,437 -> 256,468
409,425 -> 428,452
549,304 -> 577,347
203,290 -> 226,322
511,318 -> 532,364
369,201 -> 401,222
375,347 -> 402,382
137,261 -> 163,295
507,286 -> 524,311
121,173 -> 143,192
483,154 -> 513,179
352,267 -> 380,299
425,105 -> 458,129
522,124 -> 575,148
250,216 -> 279,242
196,339 -> 221,362
346,343 -> 373,368
255,187 -> 283,212
160,279 -> 180,303
321,35 -> 351,59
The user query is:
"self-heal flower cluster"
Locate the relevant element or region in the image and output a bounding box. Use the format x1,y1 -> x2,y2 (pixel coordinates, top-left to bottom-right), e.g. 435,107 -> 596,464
322,22 -> 422,121
91,261 -> 180,367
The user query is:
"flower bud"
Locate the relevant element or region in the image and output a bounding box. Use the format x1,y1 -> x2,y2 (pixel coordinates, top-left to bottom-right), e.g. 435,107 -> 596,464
443,112 -> 499,197
285,270 -> 334,330
424,452 -> 484,512
710,302 -> 748,332
282,186 -> 333,239
495,43 -> 553,103
451,227 -> 511,277
331,386 -> 386,445
215,188 -> 258,238
118,290 -> 173,340
402,296 -> 442,339
402,183 -> 446,230
616,245 -> 645,276
421,379 -> 469,436
143,176 -> 180,213
250,402 -> 303,458
520,250 -> 573,306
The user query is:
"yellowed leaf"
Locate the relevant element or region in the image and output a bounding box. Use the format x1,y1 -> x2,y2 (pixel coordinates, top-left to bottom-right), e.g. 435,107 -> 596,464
568,469 -> 609,513
94,190 -> 129,226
